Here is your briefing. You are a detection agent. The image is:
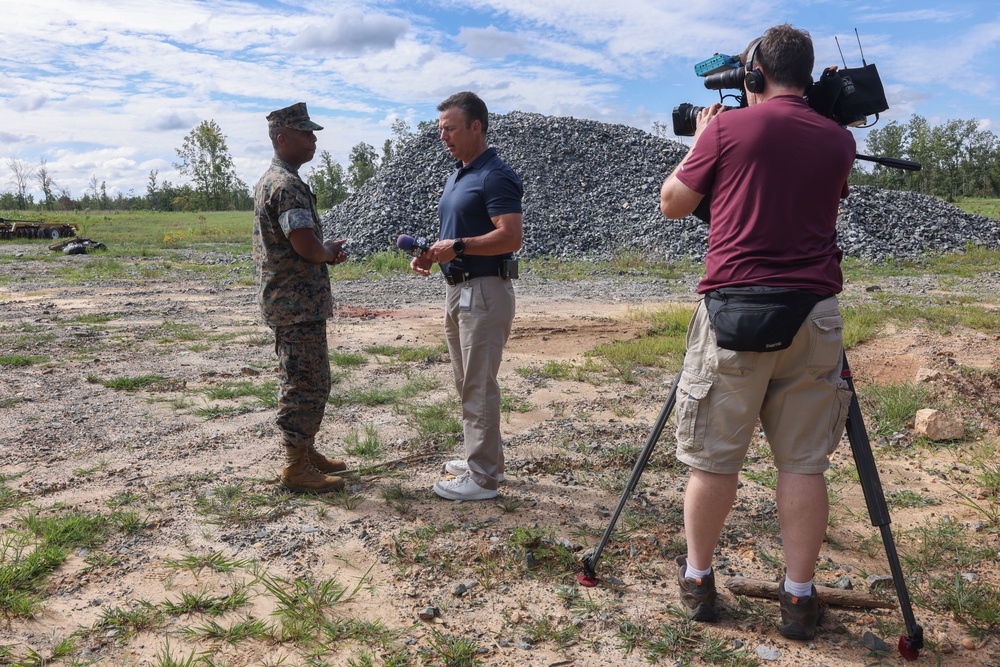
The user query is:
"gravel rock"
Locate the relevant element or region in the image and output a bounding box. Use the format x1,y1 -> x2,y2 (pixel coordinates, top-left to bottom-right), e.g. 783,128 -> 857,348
862,631 -> 891,652
322,111 -> 1000,262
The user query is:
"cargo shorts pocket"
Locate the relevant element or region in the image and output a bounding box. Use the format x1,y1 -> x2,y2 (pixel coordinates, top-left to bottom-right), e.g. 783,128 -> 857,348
828,379 -> 853,455
675,372 -> 712,454
806,313 -> 844,373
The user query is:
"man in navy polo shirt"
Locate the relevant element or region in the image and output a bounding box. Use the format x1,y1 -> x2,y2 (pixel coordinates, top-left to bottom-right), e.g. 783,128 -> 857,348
409,91 -> 523,501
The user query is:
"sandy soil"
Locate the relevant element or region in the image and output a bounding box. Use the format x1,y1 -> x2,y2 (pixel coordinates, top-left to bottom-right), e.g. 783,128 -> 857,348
1,243 -> 999,666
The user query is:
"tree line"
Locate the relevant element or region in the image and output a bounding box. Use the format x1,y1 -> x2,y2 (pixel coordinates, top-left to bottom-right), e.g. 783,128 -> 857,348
11,113 -> 992,213
1,118 -> 418,213
850,114 -> 1000,200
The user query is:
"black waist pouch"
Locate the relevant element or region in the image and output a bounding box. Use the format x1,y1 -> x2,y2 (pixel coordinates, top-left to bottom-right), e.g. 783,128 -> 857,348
704,287 -> 825,352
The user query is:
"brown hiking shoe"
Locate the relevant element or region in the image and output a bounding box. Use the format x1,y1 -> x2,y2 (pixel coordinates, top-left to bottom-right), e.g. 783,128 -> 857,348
281,446 -> 345,493
676,555 -> 718,621
306,444 -> 347,473
778,578 -> 824,640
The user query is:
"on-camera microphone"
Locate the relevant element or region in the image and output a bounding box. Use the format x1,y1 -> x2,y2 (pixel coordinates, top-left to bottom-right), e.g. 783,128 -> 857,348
396,234 -> 430,257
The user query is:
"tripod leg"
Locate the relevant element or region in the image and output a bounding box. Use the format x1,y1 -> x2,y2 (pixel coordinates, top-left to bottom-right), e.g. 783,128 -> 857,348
578,366 -> 683,586
841,351 -> 922,659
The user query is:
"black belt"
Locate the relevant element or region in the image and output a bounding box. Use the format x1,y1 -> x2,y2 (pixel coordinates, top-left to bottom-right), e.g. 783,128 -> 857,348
444,269 -> 502,285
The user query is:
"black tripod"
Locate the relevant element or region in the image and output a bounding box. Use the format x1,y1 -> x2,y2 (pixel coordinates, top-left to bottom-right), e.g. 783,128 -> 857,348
577,350 -> 923,661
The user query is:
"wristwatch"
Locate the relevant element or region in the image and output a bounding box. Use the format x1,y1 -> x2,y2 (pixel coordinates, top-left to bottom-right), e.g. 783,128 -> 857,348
452,238 -> 466,256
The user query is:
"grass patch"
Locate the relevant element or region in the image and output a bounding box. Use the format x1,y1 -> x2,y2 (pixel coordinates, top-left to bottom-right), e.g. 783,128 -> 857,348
927,574 -> 1000,638
343,423 -> 384,460
165,551 -> 251,575
405,399 -> 462,443
330,350 -> 367,366
203,380 -> 277,408
857,380 -> 930,439
194,483 -> 298,526
0,354 -> 48,367
89,374 -> 169,391
1,508 -> 134,618
364,341 -> 449,363
587,305 -> 692,382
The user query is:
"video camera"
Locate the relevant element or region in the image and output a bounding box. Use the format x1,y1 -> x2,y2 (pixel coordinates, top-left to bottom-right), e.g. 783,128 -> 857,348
672,35 -> 889,136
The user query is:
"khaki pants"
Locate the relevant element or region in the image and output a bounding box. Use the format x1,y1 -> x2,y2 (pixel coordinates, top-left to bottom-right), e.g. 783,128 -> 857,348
675,297 -> 852,474
444,276 -> 515,490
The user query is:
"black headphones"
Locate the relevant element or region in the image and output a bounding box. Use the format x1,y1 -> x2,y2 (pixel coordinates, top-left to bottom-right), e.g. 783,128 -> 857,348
744,38 -> 765,94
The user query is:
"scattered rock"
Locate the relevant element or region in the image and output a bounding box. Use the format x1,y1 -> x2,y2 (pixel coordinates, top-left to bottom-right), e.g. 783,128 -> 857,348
862,631 -> 890,653
914,368 -> 942,383
913,408 -> 964,441
755,645 -> 781,661
322,112 -> 1000,262
417,606 -> 439,621
866,575 -> 894,592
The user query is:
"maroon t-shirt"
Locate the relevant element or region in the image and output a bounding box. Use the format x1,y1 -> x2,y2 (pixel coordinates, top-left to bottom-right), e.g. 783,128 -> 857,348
675,95 -> 856,295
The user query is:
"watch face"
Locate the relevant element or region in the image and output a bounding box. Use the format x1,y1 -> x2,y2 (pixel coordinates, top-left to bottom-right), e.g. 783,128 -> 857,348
453,240 -> 465,254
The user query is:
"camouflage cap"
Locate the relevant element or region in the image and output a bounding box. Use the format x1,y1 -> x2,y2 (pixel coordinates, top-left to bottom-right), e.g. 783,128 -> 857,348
266,102 -> 324,132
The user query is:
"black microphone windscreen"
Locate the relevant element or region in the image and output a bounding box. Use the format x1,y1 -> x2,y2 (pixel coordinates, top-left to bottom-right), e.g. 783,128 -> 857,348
396,234 -> 415,252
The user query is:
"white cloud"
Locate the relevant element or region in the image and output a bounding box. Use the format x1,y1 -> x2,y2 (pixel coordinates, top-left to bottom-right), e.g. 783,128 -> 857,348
290,10 -> 410,54
142,111 -> 201,132
8,94 -> 49,112
457,26 -> 528,58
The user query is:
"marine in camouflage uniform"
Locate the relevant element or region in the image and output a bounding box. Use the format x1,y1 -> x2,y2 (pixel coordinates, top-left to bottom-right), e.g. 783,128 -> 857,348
253,102 -> 349,493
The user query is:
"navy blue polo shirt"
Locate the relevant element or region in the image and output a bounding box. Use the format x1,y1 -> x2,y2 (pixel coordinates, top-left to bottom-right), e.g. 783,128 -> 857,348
438,147 -> 523,277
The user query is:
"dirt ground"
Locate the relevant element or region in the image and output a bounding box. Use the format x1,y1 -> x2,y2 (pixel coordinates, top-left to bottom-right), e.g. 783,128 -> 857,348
1,243 -> 999,666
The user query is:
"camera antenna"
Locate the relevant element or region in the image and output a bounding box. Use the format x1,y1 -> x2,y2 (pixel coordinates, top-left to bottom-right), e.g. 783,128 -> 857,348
855,28 -> 868,67
835,36 -> 848,68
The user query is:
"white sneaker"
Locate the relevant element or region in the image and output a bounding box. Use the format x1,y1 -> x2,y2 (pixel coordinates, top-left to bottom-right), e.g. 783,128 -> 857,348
432,472 -> 498,501
445,459 -> 505,483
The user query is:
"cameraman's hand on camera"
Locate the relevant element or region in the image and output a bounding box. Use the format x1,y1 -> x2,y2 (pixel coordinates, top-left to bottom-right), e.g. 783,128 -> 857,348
693,103 -> 725,143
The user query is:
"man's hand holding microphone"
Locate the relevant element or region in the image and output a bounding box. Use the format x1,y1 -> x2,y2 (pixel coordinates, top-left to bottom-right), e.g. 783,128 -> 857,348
398,234 -> 464,276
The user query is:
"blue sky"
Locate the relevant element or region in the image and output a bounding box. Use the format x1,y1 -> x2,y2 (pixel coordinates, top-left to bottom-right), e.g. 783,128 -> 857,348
1,0 -> 997,202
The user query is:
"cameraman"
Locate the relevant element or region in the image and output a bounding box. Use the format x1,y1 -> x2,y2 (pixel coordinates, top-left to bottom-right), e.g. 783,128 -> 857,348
659,24 -> 855,640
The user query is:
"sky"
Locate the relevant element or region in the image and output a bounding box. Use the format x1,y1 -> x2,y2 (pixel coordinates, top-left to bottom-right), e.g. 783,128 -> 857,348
1,0 -> 998,203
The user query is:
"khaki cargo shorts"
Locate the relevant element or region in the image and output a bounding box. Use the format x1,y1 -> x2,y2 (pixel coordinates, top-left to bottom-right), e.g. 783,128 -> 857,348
674,296 -> 852,475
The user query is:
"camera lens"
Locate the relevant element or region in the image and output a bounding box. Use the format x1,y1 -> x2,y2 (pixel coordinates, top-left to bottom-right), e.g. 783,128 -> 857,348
671,103 -> 701,137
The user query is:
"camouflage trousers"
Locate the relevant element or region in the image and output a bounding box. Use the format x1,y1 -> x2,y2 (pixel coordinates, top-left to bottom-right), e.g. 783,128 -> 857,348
273,319 -> 330,449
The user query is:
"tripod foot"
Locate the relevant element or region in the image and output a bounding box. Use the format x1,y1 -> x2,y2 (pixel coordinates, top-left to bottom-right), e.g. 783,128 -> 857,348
898,635 -> 920,661
577,573 -> 599,587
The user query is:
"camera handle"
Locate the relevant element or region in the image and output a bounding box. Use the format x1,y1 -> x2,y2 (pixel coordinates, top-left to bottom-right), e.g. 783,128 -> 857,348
856,153 -> 922,172
577,350 -> 922,661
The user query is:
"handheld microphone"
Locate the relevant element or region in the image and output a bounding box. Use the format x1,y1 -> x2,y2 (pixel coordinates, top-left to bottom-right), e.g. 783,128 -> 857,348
396,234 -> 431,257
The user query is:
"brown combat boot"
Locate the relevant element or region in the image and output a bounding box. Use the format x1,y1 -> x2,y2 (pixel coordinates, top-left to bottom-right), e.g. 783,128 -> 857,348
306,443 -> 347,474
281,446 -> 345,493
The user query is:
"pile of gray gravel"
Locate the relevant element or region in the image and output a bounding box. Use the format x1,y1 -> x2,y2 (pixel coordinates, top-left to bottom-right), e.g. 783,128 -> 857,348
322,111 -> 1000,262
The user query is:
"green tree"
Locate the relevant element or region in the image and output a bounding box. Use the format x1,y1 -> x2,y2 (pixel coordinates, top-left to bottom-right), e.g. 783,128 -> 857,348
859,120 -> 908,190
382,118 -> 414,165
309,150 -> 349,208
174,119 -> 242,210
34,159 -> 56,210
964,125 -> 1000,197
347,142 -> 379,192
903,115 -> 933,194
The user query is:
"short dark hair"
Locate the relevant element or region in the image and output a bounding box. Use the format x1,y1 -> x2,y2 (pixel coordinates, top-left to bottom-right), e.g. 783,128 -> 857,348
748,24 -> 814,91
437,91 -> 489,135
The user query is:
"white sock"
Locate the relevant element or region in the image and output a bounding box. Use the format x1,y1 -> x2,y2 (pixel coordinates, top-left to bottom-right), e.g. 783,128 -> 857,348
784,576 -> 814,598
685,563 -> 712,579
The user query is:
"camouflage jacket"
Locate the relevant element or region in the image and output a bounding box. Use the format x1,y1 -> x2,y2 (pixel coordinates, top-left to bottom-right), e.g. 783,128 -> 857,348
253,158 -> 333,327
